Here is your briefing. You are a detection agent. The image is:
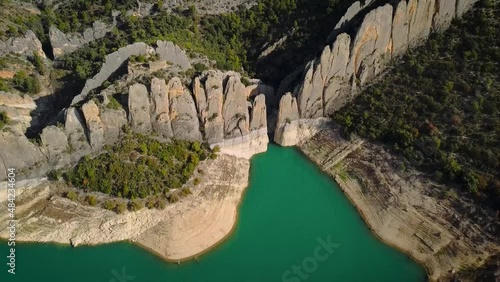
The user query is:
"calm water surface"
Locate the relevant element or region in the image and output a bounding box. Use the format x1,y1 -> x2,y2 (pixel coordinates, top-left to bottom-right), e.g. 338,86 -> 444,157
1,144 -> 426,282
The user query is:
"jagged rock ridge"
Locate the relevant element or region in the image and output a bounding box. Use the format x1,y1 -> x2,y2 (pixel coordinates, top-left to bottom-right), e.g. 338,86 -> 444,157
274,0 -> 479,146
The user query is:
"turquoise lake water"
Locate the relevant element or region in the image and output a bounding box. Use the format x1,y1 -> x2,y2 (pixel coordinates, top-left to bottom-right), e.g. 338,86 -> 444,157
1,144 -> 426,282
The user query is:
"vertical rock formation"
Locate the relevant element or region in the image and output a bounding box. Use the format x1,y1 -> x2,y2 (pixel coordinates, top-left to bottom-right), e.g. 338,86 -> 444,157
347,4 -> 393,86
168,77 -> 203,141
275,0 -> 475,146
250,94 -> 267,131
197,71 -> 224,144
433,0 -> 457,31
81,100 -> 105,150
392,0 -> 410,57
128,83 -> 152,134
222,76 -> 250,139
150,77 -> 173,138
65,107 -> 92,161
408,0 -> 435,47
274,92 -> 299,146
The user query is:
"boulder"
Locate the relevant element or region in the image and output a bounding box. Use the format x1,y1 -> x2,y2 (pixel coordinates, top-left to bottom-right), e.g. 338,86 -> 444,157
150,77 -> 173,138
168,77 -> 202,141
128,83 -> 152,134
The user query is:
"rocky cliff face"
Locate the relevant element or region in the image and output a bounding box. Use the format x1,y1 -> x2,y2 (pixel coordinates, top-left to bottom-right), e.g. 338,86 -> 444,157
49,21 -> 112,59
0,30 -> 46,58
274,0 -> 479,146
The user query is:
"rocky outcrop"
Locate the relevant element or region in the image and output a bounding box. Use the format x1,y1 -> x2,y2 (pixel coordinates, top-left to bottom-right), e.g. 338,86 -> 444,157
49,21 -> 112,59
72,42 -> 153,105
222,76 -> 250,139
40,126 -> 69,165
64,107 -> 91,161
168,78 -> 203,141
150,77 -> 173,138
128,83 -> 152,134
0,30 -> 46,58
1,43 -> 271,181
81,100 -> 105,150
155,40 -> 192,70
195,72 -> 224,143
0,91 -> 36,132
275,0 -> 477,146
0,128 -> 45,180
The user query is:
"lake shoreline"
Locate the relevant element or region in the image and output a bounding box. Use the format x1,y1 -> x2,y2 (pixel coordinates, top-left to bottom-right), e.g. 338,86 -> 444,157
298,128 -> 500,281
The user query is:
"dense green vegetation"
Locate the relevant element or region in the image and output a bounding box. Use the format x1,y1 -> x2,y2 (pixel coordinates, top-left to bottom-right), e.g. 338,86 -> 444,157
334,0 -> 500,209
56,0 -> 357,85
12,70 -> 41,94
65,131 -> 214,199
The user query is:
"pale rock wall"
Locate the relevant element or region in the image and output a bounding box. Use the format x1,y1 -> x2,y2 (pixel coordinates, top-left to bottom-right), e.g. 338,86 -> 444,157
275,0 -> 479,146
49,21 -> 112,59
0,30 -> 46,58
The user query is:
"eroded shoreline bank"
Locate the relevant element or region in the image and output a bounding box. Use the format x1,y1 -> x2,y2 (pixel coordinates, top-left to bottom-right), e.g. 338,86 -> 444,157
0,154 -> 250,262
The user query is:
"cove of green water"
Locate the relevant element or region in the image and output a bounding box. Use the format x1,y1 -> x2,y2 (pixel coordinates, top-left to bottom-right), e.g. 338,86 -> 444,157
1,144 -> 426,282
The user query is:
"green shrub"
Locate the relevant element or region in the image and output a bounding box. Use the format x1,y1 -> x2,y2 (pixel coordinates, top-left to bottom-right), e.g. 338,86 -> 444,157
103,200 -> 116,211
193,178 -> 200,186
12,71 -> 40,94
86,195 -> 97,206
128,199 -> 144,212
0,111 -> 9,129
106,96 -> 122,110
30,51 -> 46,75
115,202 -> 127,214
47,170 -> 61,181
65,190 -> 78,201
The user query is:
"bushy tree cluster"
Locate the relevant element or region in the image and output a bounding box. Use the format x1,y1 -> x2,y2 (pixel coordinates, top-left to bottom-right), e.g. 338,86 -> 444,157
65,132 -> 214,199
